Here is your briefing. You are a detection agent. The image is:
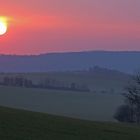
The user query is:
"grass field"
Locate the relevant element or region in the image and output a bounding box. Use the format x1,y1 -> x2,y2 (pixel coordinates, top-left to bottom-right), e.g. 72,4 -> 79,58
0,106 -> 140,140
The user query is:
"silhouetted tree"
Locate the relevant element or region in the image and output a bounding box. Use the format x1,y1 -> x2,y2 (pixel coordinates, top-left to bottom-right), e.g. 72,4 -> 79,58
3,77 -> 10,85
115,72 -> 140,123
70,82 -> 76,90
24,79 -> 33,87
114,105 -> 134,123
15,76 -> 24,87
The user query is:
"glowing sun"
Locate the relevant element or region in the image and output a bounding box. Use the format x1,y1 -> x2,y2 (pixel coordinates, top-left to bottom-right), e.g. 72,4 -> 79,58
0,17 -> 8,35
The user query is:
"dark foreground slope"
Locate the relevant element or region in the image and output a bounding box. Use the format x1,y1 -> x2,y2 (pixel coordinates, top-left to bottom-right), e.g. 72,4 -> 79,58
0,106 -> 140,140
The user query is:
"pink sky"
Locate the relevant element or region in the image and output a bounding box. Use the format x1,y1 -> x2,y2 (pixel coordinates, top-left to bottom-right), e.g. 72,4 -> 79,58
0,0 -> 140,54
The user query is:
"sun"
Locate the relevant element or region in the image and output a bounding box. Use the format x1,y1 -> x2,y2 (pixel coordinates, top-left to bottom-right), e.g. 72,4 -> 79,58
0,17 -> 8,35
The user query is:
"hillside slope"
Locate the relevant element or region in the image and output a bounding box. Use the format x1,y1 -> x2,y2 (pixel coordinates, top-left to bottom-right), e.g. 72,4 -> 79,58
0,106 -> 140,140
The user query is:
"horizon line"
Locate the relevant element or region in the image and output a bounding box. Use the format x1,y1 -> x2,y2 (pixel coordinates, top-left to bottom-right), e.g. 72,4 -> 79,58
1,50 -> 140,56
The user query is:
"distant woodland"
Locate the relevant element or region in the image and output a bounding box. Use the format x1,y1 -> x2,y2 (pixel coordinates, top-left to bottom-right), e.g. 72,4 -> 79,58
0,76 -> 90,92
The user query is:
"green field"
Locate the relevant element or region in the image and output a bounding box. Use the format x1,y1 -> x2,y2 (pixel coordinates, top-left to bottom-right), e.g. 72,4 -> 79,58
0,106 -> 140,140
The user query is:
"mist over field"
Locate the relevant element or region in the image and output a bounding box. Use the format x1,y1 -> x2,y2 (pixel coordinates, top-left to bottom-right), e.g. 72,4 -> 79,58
0,86 -> 123,122
0,51 -> 137,122
0,65 -> 131,122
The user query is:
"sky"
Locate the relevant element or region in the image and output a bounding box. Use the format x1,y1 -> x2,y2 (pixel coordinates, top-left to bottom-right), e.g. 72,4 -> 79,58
0,0 -> 140,54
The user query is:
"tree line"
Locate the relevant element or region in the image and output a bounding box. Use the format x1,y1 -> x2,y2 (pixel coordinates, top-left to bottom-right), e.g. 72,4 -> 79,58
0,76 -> 90,92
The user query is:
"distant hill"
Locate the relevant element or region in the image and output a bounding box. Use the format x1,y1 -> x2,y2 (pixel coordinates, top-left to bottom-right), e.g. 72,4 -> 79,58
0,51 -> 140,73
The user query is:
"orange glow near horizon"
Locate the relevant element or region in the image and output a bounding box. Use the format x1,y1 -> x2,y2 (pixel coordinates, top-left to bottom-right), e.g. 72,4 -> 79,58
0,0 -> 139,54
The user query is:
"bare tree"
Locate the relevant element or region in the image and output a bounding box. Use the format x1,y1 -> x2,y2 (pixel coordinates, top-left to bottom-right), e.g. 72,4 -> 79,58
115,72 -> 140,123
124,73 -> 140,123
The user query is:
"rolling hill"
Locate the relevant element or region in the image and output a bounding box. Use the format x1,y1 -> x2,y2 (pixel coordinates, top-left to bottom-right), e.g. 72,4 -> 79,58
0,51 -> 140,73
